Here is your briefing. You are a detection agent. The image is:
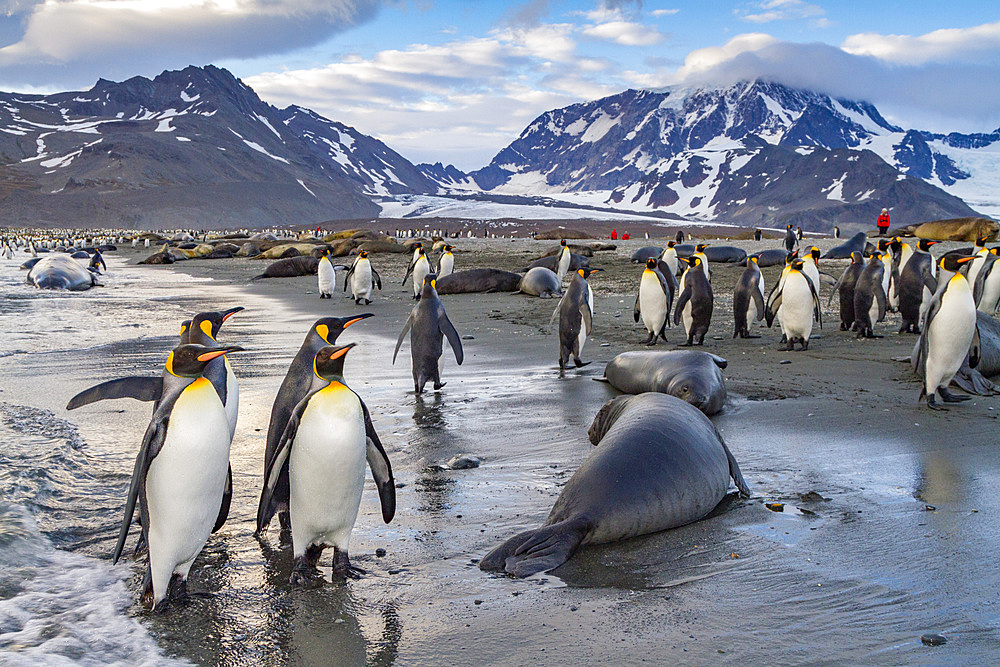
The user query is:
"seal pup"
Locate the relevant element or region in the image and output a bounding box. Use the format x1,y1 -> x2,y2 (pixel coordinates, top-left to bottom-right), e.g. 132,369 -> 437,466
766,258 -> 821,350
257,315 -> 374,536
480,393 -> 749,578
733,255 -> 765,338
822,232 -> 867,259
344,250 -> 382,305
393,274 -> 464,393
256,344 -> 395,583
916,255 -> 979,410
402,248 -> 430,299
26,255 -> 99,290
112,343 -> 243,610
674,257 -> 713,346
553,267 -> 601,369
518,267 -> 562,298
634,258 -> 671,345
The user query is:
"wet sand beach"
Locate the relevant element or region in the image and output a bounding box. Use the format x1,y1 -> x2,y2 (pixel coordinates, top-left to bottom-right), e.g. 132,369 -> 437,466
3,235 -> 1000,664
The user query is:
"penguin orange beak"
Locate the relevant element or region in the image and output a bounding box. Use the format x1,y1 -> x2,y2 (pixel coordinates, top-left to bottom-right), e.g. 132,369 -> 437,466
197,345 -> 244,362
330,342 -> 357,359
956,256 -> 975,264
221,306 -> 244,322
344,313 -> 374,328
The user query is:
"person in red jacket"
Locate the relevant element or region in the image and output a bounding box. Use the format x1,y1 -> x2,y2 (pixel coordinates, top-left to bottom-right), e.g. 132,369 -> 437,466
876,208 -> 890,236
610,229 -> 617,240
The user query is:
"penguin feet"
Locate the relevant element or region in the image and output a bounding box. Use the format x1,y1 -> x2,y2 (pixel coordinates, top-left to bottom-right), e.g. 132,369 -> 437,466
840,323 -> 850,331
643,333 -> 655,345
433,381 -> 447,390
574,359 -> 591,368
365,299 -> 372,305
940,388 -> 972,403
290,556 -> 324,587
800,340 -> 809,351
167,574 -> 188,601
332,548 -> 365,580
926,395 -> 949,411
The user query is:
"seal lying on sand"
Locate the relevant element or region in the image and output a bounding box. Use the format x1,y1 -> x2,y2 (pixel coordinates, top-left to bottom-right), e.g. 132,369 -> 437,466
435,268 -> 522,294
252,256 -> 320,280
480,393 -> 750,578
526,253 -> 589,273
893,217 -> 999,243
597,350 -> 727,415
26,255 -> 100,290
741,249 -> 790,268
822,232 -> 868,259
518,267 -> 562,298
702,246 -> 747,263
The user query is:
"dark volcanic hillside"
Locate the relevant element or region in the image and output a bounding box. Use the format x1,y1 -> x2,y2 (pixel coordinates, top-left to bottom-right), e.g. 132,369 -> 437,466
0,66 -> 430,229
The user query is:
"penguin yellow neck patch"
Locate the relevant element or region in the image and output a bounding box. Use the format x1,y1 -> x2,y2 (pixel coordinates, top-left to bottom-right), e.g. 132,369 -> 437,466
316,324 -> 330,343
165,351 -> 177,377
199,320 -> 215,340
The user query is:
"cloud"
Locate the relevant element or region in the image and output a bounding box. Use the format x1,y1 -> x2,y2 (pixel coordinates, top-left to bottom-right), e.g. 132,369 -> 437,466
0,0 -> 381,87
738,0 -> 825,24
582,20 -> 665,46
498,0 -> 553,30
650,9 -> 680,17
842,20 -> 1000,65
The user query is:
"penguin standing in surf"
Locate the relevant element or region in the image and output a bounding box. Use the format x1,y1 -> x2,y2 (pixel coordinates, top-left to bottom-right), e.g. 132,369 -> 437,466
393,274 -> 464,392
765,258 -> 821,351
733,255 -> 765,338
674,256 -> 713,346
113,343 -> 243,610
344,250 -> 381,305
634,258 -> 671,345
402,247 -> 430,300
916,255 -> 980,410
554,267 -> 601,368
256,344 -> 395,583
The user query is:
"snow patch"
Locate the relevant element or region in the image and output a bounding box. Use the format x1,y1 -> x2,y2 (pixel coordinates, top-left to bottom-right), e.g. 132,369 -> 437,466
243,140 -> 289,164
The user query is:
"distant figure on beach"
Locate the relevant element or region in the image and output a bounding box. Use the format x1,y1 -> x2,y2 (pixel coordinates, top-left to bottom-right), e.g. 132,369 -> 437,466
876,208 -> 890,236
610,229 -> 617,240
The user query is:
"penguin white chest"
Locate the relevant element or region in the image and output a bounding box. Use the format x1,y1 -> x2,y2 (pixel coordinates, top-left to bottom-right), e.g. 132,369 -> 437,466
780,274 -> 814,340
557,250 -> 570,280
749,275 -> 765,321
439,253 -> 454,278
353,259 -> 373,298
146,379 -> 230,582
317,258 -> 335,295
639,272 -> 666,333
662,250 -> 678,277
926,278 -> 976,391
289,383 -> 367,557
577,284 -> 593,353
412,258 -> 429,295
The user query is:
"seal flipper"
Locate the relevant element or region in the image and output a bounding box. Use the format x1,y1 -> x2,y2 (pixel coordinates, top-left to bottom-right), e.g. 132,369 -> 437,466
480,517 -> 590,578
66,376 -> 163,410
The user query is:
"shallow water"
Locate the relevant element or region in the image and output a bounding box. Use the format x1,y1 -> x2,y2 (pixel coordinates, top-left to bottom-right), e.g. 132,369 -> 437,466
1,249 -> 999,664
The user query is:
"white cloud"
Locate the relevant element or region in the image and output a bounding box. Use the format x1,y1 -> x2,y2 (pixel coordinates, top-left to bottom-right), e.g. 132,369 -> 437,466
738,0 -> 825,24
842,20 -> 1000,65
582,20 -> 665,47
650,9 -> 680,17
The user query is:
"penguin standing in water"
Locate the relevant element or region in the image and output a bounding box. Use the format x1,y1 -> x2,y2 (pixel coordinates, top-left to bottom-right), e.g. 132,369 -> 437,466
659,241 -> 680,277
634,258 -> 671,345
733,255 -> 765,338
402,248 -> 430,299
674,256 -> 713,346
113,343 -> 243,610
853,253 -> 887,338
784,225 -> 797,253
393,274 -> 464,392
256,344 -> 395,583
916,255 -> 980,410
831,251 -> 865,331
317,249 -> 337,299
556,239 -> 572,282
553,267 -> 601,368
257,315 -> 374,536
185,309 -> 244,440
765,258 -> 821,351
438,245 -> 455,278
898,240 -> 939,333
344,251 -> 382,305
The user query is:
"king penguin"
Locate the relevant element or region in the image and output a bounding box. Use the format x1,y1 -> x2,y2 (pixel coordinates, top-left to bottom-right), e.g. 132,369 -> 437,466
112,343 -> 243,610
553,267 -> 601,368
916,255 -> 980,410
344,250 -> 382,305
765,258 -> 821,351
257,315 -> 374,536
853,253 -> 887,338
402,247 -> 430,299
733,255 -> 765,338
659,241 -> 680,277
674,256 -> 713,346
634,258 -> 670,345
438,245 -> 455,278
317,249 -> 337,299
556,240 -> 572,282
831,251 -> 865,331
898,240 -> 939,333
393,274 -> 464,392
256,343 -> 395,583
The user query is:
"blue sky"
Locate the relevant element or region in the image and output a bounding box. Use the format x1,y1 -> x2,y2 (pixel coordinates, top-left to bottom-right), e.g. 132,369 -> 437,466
0,1 -> 998,169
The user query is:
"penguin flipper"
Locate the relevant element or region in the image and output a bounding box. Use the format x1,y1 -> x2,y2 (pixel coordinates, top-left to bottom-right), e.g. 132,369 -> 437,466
764,291 -> 781,328
358,397 -> 395,524
973,258 -> 994,306
673,286 -> 691,327
875,284 -> 887,323
970,325 -> 982,369
212,465 -> 233,533
633,292 -> 641,323
256,395 -> 310,534
66,376 -> 163,410
402,258 -> 416,285
114,416 -> 167,564
579,303 -> 593,336
392,312 -> 414,365
752,280 -> 766,322
343,263 -> 355,291
439,311 -> 464,365
804,274 -> 822,327
372,268 -> 382,290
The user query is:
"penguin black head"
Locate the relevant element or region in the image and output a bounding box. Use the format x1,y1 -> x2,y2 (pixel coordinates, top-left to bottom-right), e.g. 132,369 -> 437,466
748,255 -> 759,265
416,247 -> 425,257
809,246 -> 820,262
165,344 -> 244,378
645,258 -> 658,270
444,245 -> 454,252
976,235 -> 990,248
421,272 -> 439,296
190,307 -> 244,342
784,251 -> 798,264
695,243 -> 709,253
179,320 -> 191,340
666,241 -> 676,248
789,258 -> 805,271
876,239 -> 891,252
560,239 -> 567,247
917,240 -> 939,252
578,267 -> 602,279
939,254 -> 974,273
313,343 -> 356,381
312,314 -> 374,345
850,251 -> 864,263
413,242 -> 423,250
359,250 -> 369,259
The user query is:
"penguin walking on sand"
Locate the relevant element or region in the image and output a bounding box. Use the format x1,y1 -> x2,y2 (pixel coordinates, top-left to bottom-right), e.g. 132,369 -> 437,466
438,245 -> 455,278
556,240 -> 572,282
394,274 -> 464,392
898,240 -> 939,333
733,256 -> 765,338
344,251 -> 381,305
88,250 -> 106,274
831,251 -> 865,331
916,255 -> 980,410
256,344 -> 395,583
784,225 -> 797,253
853,253 -> 887,338
112,343 -> 243,610
317,250 -> 338,299
553,267 -> 601,368
674,256 -> 713,346
257,315 -> 374,536
634,258 -> 671,345
402,247 -> 430,299
753,228 -> 762,241
765,258 -> 821,351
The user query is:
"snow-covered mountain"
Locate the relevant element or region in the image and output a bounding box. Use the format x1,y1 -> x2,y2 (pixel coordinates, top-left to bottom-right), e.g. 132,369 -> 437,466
0,65 -> 431,228
424,80 -> 997,230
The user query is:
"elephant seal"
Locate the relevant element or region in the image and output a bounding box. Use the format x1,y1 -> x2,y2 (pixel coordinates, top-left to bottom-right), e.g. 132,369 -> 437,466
741,248 -> 789,268
518,267 -> 562,298
20,257 -> 41,270
525,253 -> 589,273
435,268 -> 522,294
480,393 -> 750,578
598,350 -> 727,415
26,255 -> 99,290
822,232 -> 868,259
253,243 -> 319,260
893,217 -> 999,243
631,247 -> 662,263
252,256 -> 320,280
702,246 -> 747,263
